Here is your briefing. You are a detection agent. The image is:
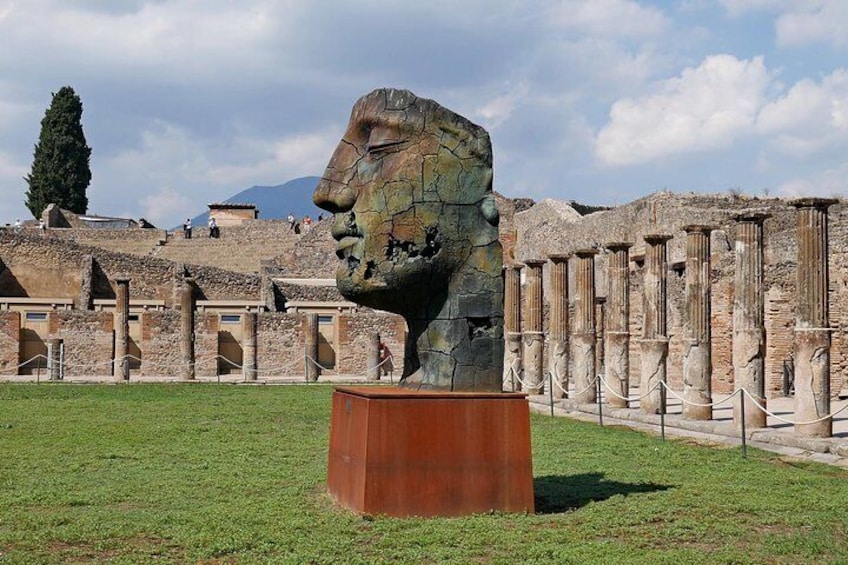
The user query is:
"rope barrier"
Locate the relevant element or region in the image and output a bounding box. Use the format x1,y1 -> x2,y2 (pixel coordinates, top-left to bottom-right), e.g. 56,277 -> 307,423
660,383 -> 738,409
741,388 -> 848,426
596,374 -> 664,402
569,375 -> 600,398
5,349 -> 848,428
588,375 -> 848,427
0,354 -> 49,373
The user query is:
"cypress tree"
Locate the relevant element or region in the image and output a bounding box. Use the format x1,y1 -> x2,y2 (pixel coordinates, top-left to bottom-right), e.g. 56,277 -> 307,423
24,86 -> 92,218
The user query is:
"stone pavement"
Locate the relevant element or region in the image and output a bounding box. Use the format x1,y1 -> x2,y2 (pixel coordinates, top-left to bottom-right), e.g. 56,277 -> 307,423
528,390 -> 848,469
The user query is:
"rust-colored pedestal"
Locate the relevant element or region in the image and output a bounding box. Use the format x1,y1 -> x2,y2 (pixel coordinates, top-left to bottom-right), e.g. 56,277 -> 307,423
327,386 -> 534,517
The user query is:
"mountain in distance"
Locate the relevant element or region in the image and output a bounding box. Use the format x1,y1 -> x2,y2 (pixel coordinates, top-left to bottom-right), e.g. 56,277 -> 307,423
187,176 -> 325,227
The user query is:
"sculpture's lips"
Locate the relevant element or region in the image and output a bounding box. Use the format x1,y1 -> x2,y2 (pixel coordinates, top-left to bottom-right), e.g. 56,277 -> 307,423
335,236 -> 359,255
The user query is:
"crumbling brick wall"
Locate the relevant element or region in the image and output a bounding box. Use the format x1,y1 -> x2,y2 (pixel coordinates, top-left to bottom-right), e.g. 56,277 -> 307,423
0,311 -> 20,374
139,311 -> 182,376
256,313 -> 302,377
337,311 -> 406,376
48,311 -> 114,376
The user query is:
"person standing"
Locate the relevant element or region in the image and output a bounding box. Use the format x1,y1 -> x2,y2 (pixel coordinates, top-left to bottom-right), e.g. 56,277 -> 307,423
184,218 -> 192,239
379,341 -> 394,380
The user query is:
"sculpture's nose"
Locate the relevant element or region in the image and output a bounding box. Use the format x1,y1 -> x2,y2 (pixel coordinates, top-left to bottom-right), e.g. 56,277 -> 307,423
313,141 -> 358,213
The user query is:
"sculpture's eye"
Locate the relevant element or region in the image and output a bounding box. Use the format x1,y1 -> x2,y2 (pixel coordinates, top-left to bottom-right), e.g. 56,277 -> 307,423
365,125 -> 405,156
366,138 -> 405,156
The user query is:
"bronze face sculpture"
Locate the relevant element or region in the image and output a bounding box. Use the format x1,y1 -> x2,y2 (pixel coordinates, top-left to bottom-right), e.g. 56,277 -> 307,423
314,88 -> 503,391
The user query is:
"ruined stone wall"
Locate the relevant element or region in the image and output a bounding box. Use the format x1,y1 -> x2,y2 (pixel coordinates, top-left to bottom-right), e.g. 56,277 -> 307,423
264,221 -> 336,278
195,313 -> 219,377
139,311 -> 181,376
154,219 -> 305,275
274,281 -> 345,303
0,231 -> 261,305
0,311 -> 20,373
256,313 -> 303,376
48,311 -> 114,376
0,232 -> 85,300
47,228 -> 167,256
337,311 -> 406,376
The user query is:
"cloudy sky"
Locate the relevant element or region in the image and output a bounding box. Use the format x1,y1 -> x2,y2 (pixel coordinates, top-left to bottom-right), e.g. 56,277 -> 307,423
1,0 -> 848,228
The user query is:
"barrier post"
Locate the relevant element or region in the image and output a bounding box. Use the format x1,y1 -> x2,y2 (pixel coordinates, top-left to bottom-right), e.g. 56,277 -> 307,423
549,371 -> 554,417
740,390 -> 747,457
597,377 -> 604,427
659,382 -> 666,442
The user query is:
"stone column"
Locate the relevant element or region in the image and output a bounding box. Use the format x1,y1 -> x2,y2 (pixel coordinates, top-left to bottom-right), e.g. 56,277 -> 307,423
640,235 -> 672,414
682,226 -> 714,420
547,255 -> 569,399
242,312 -> 257,381
572,249 -> 597,404
113,277 -> 130,381
604,242 -> 632,408
733,213 -> 769,428
305,313 -> 320,382
522,259 -> 546,394
791,198 -> 837,438
48,338 -> 62,381
503,264 -> 523,391
178,278 -> 195,381
367,332 -> 381,382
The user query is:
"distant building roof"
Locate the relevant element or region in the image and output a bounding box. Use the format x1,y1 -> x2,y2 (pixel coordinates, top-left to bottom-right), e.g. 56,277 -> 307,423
78,215 -> 138,229
207,202 -> 258,210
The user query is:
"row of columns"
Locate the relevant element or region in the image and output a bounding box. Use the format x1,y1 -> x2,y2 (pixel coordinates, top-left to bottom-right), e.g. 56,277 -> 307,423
505,198 -> 838,438
111,276 -> 259,382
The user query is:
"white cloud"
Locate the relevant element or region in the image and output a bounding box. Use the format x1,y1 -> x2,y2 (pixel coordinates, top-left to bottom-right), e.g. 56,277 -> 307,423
0,151 -> 26,179
775,1 -> 848,48
205,130 -> 339,187
90,119 -> 340,227
547,0 -> 670,39
473,84 -> 530,128
718,0 -> 800,17
140,188 -> 192,227
774,162 -> 848,198
595,55 -> 771,166
0,1 -> 290,82
718,1 -> 848,48
757,68 -> 848,157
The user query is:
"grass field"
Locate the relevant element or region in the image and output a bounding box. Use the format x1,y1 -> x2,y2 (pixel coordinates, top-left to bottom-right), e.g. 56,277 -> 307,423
1,384 -> 847,564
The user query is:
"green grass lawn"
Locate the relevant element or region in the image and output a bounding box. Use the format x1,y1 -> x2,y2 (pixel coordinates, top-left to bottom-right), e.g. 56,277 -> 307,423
1,384 -> 846,564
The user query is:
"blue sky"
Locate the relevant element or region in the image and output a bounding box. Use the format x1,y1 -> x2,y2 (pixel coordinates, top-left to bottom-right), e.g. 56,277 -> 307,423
1,0 -> 847,228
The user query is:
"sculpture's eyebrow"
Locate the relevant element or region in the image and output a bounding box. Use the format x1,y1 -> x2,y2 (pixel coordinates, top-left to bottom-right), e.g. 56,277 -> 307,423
364,113 -> 419,138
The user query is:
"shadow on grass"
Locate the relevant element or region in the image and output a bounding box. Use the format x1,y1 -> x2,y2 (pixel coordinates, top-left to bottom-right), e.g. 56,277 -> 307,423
534,472 -> 673,514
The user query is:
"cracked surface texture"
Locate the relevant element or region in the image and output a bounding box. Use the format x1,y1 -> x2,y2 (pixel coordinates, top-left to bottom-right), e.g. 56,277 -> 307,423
314,89 -> 503,391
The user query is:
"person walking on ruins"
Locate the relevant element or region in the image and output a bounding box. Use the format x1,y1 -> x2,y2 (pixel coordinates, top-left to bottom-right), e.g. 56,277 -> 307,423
184,218 -> 192,239
303,215 -> 312,233
208,216 -> 219,238
38,219 -> 46,235
287,212 -> 296,231
13,218 -> 21,234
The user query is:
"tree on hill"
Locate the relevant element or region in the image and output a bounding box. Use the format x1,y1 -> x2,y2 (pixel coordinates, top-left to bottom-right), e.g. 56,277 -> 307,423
24,86 -> 92,218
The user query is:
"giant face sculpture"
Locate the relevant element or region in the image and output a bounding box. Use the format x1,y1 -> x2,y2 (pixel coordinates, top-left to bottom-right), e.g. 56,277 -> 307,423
314,88 -> 503,391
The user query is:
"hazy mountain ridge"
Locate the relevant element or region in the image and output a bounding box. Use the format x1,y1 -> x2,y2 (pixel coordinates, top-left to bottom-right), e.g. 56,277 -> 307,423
187,176 -> 323,227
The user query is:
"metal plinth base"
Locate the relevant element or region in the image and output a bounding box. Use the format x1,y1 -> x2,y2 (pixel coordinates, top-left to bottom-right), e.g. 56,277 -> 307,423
327,386 -> 535,517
